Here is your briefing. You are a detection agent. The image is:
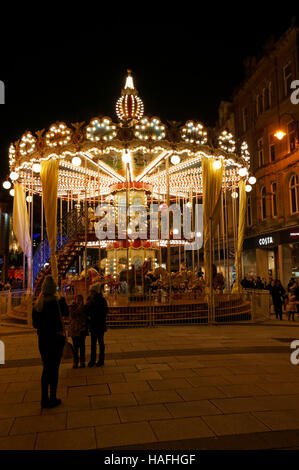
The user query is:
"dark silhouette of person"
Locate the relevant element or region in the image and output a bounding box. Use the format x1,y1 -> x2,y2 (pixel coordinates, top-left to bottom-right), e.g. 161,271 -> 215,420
32,275 -> 65,408
271,280 -> 286,320
85,284 -> 108,367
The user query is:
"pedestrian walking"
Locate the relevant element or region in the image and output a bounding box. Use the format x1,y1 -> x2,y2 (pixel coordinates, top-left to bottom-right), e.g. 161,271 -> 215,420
69,294 -> 88,368
85,284 -> 108,367
32,275 -> 65,408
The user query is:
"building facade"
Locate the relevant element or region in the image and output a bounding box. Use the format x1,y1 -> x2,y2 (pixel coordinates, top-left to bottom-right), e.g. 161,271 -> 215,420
232,25 -> 299,288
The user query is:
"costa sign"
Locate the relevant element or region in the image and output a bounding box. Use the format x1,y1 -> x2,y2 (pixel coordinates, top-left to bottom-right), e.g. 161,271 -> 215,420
258,236 -> 274,246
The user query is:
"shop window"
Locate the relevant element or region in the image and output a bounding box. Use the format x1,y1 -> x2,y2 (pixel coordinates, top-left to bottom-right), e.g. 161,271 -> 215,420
261,186 -> 267,220
258,138 -> 264,167
289,174 -> 299,214
271,182 -> 277,218
246,195 -> 252,226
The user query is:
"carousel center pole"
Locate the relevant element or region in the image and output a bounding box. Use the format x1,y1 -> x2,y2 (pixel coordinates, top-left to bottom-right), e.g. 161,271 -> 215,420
166,155 -> 171,299
126,163 -> 129,297
84,159 -> 88,299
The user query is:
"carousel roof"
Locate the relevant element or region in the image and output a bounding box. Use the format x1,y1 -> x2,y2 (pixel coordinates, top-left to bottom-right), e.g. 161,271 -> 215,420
6,71 -> 252,199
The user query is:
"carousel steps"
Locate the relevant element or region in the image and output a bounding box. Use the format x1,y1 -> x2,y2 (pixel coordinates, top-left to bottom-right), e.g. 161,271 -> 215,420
34,236 -> 85,296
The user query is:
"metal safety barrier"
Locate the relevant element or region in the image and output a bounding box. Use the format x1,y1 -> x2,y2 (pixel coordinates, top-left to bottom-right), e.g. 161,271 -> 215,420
2,289 -> 265,328
243,289 -> 271,322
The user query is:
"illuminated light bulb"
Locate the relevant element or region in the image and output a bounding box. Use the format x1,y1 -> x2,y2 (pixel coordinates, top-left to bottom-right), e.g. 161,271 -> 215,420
238,167 -> 248,177
274,130 -> 286,140
72,156 -> 82,166
186,201 -> 192,208
213,160 -> 222,170
127,228 -> 133,234
3,180 -> 11,190
245,184 -> 252,192
26,195 -> 32,202
248,176 -> 256,185
9,188 -> 15,196
231,191 -> 238,199
122,150 -> 131,164
10,171 -> 19,181
32,163 -> 41,173
171,154 -> 180,165
196,232 -> 202,237
173,228 -> 179,235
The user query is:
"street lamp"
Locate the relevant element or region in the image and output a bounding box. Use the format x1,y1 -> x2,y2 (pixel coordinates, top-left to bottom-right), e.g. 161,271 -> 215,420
274,112 -> 298,141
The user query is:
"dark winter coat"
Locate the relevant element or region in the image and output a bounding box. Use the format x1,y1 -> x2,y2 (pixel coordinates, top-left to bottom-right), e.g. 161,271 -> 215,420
85,293 -> 108,333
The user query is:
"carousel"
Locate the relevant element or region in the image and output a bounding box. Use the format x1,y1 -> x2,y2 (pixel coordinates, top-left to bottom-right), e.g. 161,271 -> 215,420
5,70 -> 256,324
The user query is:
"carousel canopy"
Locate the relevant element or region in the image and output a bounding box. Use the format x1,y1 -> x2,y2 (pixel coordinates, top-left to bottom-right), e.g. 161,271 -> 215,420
6,71 -> 252,200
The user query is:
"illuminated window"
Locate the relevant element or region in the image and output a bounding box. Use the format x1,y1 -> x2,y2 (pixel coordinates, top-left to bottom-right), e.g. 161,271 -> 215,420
289,174 -> 299,214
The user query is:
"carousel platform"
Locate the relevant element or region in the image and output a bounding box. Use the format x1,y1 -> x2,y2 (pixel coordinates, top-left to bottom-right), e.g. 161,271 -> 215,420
104,294 -> 251,327
4,290 -> 251,326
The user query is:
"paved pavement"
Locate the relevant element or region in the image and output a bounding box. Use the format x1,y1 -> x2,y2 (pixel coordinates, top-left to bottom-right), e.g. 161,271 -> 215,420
1,316 -> 299,450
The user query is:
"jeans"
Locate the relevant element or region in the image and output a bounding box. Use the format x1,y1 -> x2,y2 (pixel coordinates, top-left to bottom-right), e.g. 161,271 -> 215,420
274,303 -> 282,320
72,333 -> 86,365
38,334 -> 65,403
90,331 -> 105,363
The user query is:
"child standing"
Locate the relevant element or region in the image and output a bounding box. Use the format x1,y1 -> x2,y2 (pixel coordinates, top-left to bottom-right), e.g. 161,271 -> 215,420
69,295 -> 88,368
286,287 -> 297,322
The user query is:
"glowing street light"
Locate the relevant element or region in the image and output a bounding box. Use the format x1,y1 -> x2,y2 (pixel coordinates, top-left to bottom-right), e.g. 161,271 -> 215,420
274,129 -> 287,140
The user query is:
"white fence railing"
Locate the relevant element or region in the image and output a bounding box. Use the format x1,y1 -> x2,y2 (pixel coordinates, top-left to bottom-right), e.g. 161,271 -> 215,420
243,289 -> 271,321
1,288 -> 272,327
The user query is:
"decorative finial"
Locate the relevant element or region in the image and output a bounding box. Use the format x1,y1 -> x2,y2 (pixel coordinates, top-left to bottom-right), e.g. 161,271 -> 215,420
125,69 -> 134,90
116,70 -> 144,122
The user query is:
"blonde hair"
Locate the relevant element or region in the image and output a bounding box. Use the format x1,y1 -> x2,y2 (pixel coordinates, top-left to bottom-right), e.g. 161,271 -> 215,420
35,275 -> 59,312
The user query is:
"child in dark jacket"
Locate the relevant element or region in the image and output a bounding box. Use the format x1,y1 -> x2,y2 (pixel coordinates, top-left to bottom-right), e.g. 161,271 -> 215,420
69,295 -> 88,368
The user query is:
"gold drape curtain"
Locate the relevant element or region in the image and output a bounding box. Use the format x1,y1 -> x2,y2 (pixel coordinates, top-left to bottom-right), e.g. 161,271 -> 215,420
232,179 -> 246,293
40,159 -> 59,284
202,157 -> 223,291
13,182 -> 32,288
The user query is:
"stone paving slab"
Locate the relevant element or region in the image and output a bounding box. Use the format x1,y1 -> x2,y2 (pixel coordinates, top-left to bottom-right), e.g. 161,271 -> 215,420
0,433 -> 36,450
201,412 -> 270,436
165,400 -> 222,418
91,392 -> 138,409
10,412 -> 67,435
95,421 -> 157,448
176,385 -> 227,401
117,404 -> 172,423
35,427 -> 97,450
0,418 -> 13,437
2,321 -> 299,449
252,410 -> 299,431
67,407 -> 119,429
149,416 -> 215,441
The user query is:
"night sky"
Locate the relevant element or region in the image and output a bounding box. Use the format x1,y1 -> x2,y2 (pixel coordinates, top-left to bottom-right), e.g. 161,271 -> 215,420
0,9 -> 297,207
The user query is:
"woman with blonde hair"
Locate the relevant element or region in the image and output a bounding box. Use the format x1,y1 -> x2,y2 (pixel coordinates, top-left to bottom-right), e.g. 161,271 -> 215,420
32,275 -> 66,408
